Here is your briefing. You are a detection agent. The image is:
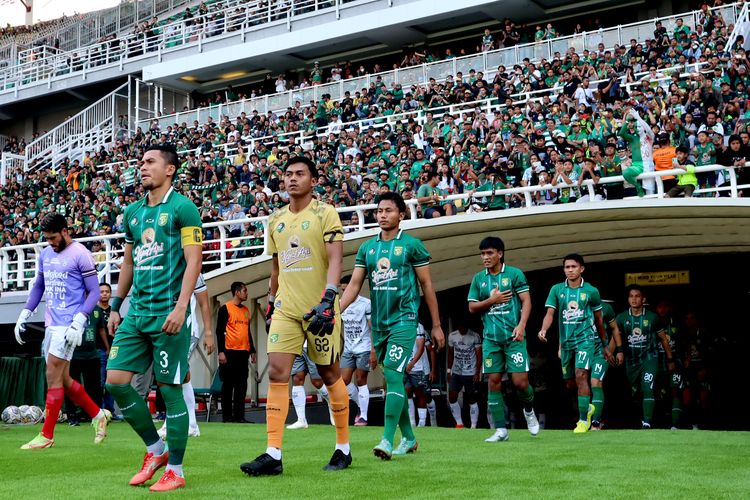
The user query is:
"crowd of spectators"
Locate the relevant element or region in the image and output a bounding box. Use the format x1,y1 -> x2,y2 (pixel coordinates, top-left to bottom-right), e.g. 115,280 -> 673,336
2,3 -> 749,264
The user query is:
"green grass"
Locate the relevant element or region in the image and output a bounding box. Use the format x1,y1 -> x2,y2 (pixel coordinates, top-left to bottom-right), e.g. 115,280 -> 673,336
1,422 -> 749,499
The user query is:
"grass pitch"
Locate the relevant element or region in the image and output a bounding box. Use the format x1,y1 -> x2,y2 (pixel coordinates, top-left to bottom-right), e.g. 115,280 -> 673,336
1,421 -> 748,499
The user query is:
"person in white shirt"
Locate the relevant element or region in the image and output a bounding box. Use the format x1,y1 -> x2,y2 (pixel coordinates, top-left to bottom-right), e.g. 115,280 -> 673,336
405,324 -> 437,427
447,323 -> 482,429
340,275 -> 375,426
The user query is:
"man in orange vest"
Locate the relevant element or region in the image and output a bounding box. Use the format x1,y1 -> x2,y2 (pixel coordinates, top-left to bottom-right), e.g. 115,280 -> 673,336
652,133 -> 677,193
216,282 -> 256,423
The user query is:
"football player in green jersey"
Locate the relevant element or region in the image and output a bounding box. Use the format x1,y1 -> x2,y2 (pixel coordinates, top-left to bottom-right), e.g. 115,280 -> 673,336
538,254 -> 612,433
467,236 -> 539,443
615,286 -> 674,429
590,301 -> 624,430
106,145 -> 203,492
340,191 -> 445,460
655,300 -> 684,430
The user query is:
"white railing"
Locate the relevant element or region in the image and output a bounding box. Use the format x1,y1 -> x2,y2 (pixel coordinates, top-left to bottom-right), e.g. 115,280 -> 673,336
1,164 -> 747,292
141,2 -> 741,130
23,81 -> 130,173
0,152 -> 24,186
727,1 -> 749,51
0,0 -> 365,94
1,0 -> 213,54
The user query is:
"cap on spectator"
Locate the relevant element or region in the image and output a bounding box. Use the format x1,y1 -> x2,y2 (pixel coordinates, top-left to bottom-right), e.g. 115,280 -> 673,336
379,170 -> 389,176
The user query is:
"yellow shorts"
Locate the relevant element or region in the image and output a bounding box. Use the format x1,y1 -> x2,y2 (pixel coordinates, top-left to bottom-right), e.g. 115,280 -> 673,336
267,310 -> 343,366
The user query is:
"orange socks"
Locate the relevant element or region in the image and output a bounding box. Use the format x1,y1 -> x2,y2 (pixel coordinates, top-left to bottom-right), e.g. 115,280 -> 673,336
266,382 -> 290,449
327,378 -> 350,445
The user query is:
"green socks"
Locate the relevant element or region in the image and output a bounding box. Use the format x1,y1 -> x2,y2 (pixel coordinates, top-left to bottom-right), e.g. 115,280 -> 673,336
383,367 -> 406,445
106,383 -> 160,447
578,395 -> 590,421
517,385 -> 534,413
488,391 -> 506,429
398,393 -> 415,441
591,386 -> 604,422
160,384 -> 189,465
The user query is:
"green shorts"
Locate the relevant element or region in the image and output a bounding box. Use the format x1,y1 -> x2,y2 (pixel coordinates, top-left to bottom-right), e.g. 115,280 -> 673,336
626,358 -> 659,394
373,326 -> 417,373
482,338 -> 529,374
107,313 -> 190,385
560,341 -> 596,380
591,347 -> 609,381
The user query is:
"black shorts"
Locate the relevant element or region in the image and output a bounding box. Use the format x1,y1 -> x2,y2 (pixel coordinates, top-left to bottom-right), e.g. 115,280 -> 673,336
449,374 -> 476,395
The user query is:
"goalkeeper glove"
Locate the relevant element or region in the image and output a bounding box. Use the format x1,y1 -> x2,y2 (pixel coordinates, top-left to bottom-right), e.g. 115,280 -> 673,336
303,287 -> 337,337
64,313 -> 88,347
14,308 -> 33,345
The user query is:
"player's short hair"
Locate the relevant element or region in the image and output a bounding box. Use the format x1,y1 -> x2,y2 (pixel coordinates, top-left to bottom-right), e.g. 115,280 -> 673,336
626,284 -> 644,295
562,253 -> 585,266
99,282 -> 112,291
146,144 -> 179,173
285,156 -> 317,177
479,236 -> 505,252
40,213 -> 68,233
377,191 -> 407,213
340,275 -> 352,284
231,281 -> 246,295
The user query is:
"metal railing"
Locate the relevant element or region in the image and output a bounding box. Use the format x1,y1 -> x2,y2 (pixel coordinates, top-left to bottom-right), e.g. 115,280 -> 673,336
0,0 -> 364,94
141,2 -> 741,130
0,152 -> 24,186
23,81 -> 131,174
1,164 -> 747,292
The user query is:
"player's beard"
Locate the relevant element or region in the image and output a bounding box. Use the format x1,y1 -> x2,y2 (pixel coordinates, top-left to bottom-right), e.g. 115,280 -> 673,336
54,238 -> 68,253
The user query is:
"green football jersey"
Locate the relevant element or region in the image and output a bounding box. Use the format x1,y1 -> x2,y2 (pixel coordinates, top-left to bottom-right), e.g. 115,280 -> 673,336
544,279 -> 602,349
593,301 -> 616,356
124,187 -> 203,317
615,309 -> 664,365
467,265 -> 529,342
73,305 -> 106,360
657,317 -> 680,358
354,229 -> 430,331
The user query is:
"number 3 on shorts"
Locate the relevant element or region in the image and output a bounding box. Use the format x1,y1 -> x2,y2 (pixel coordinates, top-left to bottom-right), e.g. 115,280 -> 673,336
159,350 -> 169,368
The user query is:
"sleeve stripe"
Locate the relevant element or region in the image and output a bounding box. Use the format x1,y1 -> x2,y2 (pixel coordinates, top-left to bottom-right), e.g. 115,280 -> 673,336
545,303 -> 557,309
354,264 -> 366,268
413,261 -> 430,267
81,269 -> 97,278
467,299 -> 479,302
516,286 -> 530,293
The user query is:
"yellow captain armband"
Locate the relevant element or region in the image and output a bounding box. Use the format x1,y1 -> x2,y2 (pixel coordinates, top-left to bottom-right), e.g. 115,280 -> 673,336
181,226 -> 203,246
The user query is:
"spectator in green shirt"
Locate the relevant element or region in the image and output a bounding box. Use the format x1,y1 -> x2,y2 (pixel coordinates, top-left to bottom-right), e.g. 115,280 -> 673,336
417,171 -> 455,218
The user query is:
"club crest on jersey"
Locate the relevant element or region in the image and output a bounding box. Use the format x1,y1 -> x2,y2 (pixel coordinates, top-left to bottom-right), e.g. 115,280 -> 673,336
301,220 -> 310,231
269,334 -> 279,343
485,358 -> 492,368
580,293 -> 587,300
394,246 -> 403,256
280,235 -> 311,268
502,278 -> 509,286
158,213 -> 169,226
371,257 -> 398,286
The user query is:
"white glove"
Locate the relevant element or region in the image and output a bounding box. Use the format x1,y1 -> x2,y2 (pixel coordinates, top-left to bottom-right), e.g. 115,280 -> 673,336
14,308 -> 33,345
64,313 -> 88,347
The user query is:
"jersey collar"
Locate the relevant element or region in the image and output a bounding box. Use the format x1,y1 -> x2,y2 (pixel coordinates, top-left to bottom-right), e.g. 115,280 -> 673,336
484,263 -> 505,275
376,228 -> 403,242
145,187 -> 174,205
564,277 -> 585,288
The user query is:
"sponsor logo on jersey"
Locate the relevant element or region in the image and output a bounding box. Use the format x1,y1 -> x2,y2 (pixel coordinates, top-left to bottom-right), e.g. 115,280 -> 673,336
276,222 -> 285,233
580,293 -> 586,300
562,301 -> 584,322
371,257 -> 398,285
280,235 -> 312,268
368,248 -> 375,255
134,228 -> 165,266
158,213 -> 169,226
628,328 -> 647,345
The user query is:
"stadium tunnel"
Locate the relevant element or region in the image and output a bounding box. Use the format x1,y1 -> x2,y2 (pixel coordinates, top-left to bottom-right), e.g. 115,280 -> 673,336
2,199 -> 749,429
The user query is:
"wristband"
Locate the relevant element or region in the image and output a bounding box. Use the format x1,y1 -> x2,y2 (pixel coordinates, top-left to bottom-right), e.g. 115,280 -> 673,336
268,294 -> 275,304
111,296 -> 123,313
447,369 -> 452,374
325,283 -> 338,294
615,346 -> 622,354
